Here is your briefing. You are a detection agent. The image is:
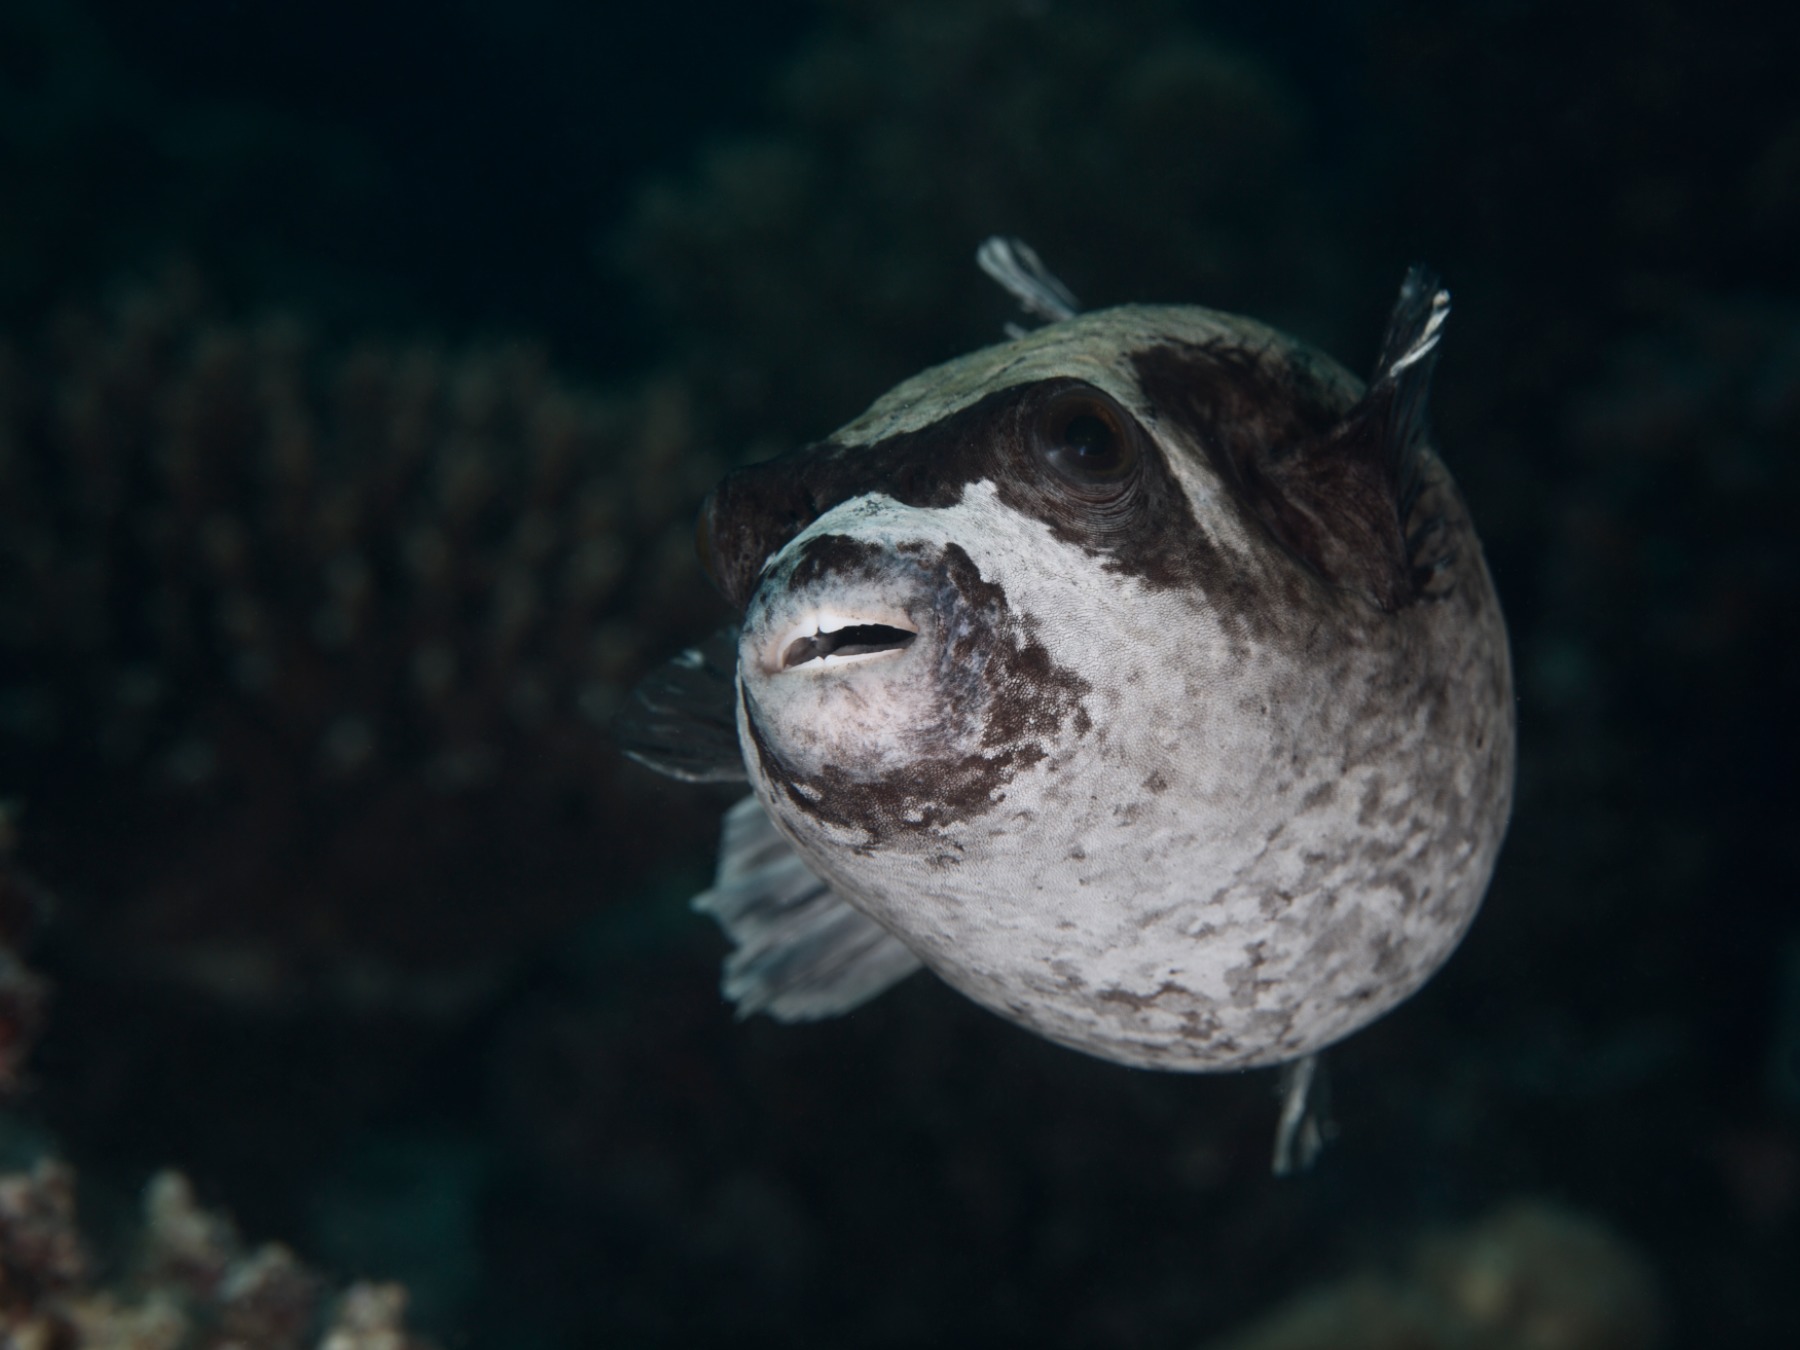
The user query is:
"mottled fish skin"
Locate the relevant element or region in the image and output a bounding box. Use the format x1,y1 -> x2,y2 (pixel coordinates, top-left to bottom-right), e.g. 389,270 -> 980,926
700,299 -> 1513,1072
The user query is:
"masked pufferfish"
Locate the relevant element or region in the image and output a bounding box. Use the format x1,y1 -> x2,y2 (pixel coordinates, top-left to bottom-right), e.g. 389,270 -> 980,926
622,241 -> 1513,1151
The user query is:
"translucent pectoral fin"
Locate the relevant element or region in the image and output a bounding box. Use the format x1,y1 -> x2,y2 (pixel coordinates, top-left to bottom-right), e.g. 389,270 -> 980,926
614,626 -> 747,783
694,795 -> 923,1021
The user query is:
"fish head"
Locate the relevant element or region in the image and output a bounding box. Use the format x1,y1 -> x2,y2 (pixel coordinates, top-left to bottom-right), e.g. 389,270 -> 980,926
712,365 -> 1194,805
702,312 -> 1307,830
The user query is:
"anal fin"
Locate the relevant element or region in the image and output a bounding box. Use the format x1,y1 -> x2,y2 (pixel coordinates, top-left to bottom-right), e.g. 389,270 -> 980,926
1271,1051 -> 1334,1176
694,795 -> 923,1021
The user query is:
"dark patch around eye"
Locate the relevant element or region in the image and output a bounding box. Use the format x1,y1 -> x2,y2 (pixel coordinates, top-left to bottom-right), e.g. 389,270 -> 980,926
701,376 -> 1232,609
1129,339 -> 1461,612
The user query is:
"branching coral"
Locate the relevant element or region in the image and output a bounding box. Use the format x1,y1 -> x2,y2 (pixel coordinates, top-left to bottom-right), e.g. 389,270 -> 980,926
0,1161 -> 431,1350
0,849 -> 430,1350
1199,1202 -> 1664,1350
0,269 -> 728,998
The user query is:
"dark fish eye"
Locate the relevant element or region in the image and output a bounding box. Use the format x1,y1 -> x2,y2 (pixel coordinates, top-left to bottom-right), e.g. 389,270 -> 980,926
1063,413 -> 1116,462
1034,387 -> 1138,487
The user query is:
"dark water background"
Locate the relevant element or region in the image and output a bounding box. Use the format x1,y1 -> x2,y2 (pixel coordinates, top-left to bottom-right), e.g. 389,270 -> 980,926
2,0 -> 1796,1346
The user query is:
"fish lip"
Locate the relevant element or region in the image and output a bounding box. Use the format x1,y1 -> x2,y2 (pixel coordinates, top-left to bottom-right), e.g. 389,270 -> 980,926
763,608 -> 921,676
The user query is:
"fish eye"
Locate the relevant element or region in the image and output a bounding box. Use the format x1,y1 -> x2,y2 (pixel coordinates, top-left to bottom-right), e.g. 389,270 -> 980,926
1033,388 -> 1139,488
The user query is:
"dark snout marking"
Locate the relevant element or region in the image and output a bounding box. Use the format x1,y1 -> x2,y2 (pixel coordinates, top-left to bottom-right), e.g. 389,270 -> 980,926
748,542 -> 1090,846
784,532 -> 893,593
705,377 -> 1250,615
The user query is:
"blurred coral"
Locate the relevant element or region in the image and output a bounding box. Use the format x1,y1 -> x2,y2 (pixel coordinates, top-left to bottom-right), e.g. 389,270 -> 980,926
1200,1201 -> 1663,1350
0,856 -> 434,1350
0,1160 -> 431,1350
0,267 -> 728,1004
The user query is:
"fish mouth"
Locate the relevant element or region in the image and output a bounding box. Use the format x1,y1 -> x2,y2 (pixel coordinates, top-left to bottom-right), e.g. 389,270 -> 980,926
769,611 -> 919,673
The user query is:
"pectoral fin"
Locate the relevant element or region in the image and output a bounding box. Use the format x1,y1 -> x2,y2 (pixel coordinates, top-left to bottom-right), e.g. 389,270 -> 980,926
695,795 -> 923,1021
614,626 -> 746,783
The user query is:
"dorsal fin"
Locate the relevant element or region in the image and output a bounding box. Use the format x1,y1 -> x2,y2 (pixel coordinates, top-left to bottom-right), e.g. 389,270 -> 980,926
1260,266 -> 1452,610
1366,265 -> 1450,530
977,236 -> 1080,336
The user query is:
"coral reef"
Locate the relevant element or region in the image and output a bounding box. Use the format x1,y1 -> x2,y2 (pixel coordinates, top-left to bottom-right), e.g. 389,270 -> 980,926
0,1161 -> 430,1350
0,268 -> 728,996
0,851 -> 431,1350
1199,1202 -> 1663,1350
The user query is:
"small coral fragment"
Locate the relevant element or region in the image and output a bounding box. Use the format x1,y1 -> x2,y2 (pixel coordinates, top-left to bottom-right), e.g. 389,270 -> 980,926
0,1161 -> 431,1350
1200,1201 -> 1663,1350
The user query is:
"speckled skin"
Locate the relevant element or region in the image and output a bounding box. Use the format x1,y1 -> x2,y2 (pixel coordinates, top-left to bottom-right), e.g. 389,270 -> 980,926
728,304 -> 1513,1071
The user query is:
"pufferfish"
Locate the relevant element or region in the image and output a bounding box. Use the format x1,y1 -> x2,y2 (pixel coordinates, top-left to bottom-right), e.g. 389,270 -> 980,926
621,241 -> 1513,1152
